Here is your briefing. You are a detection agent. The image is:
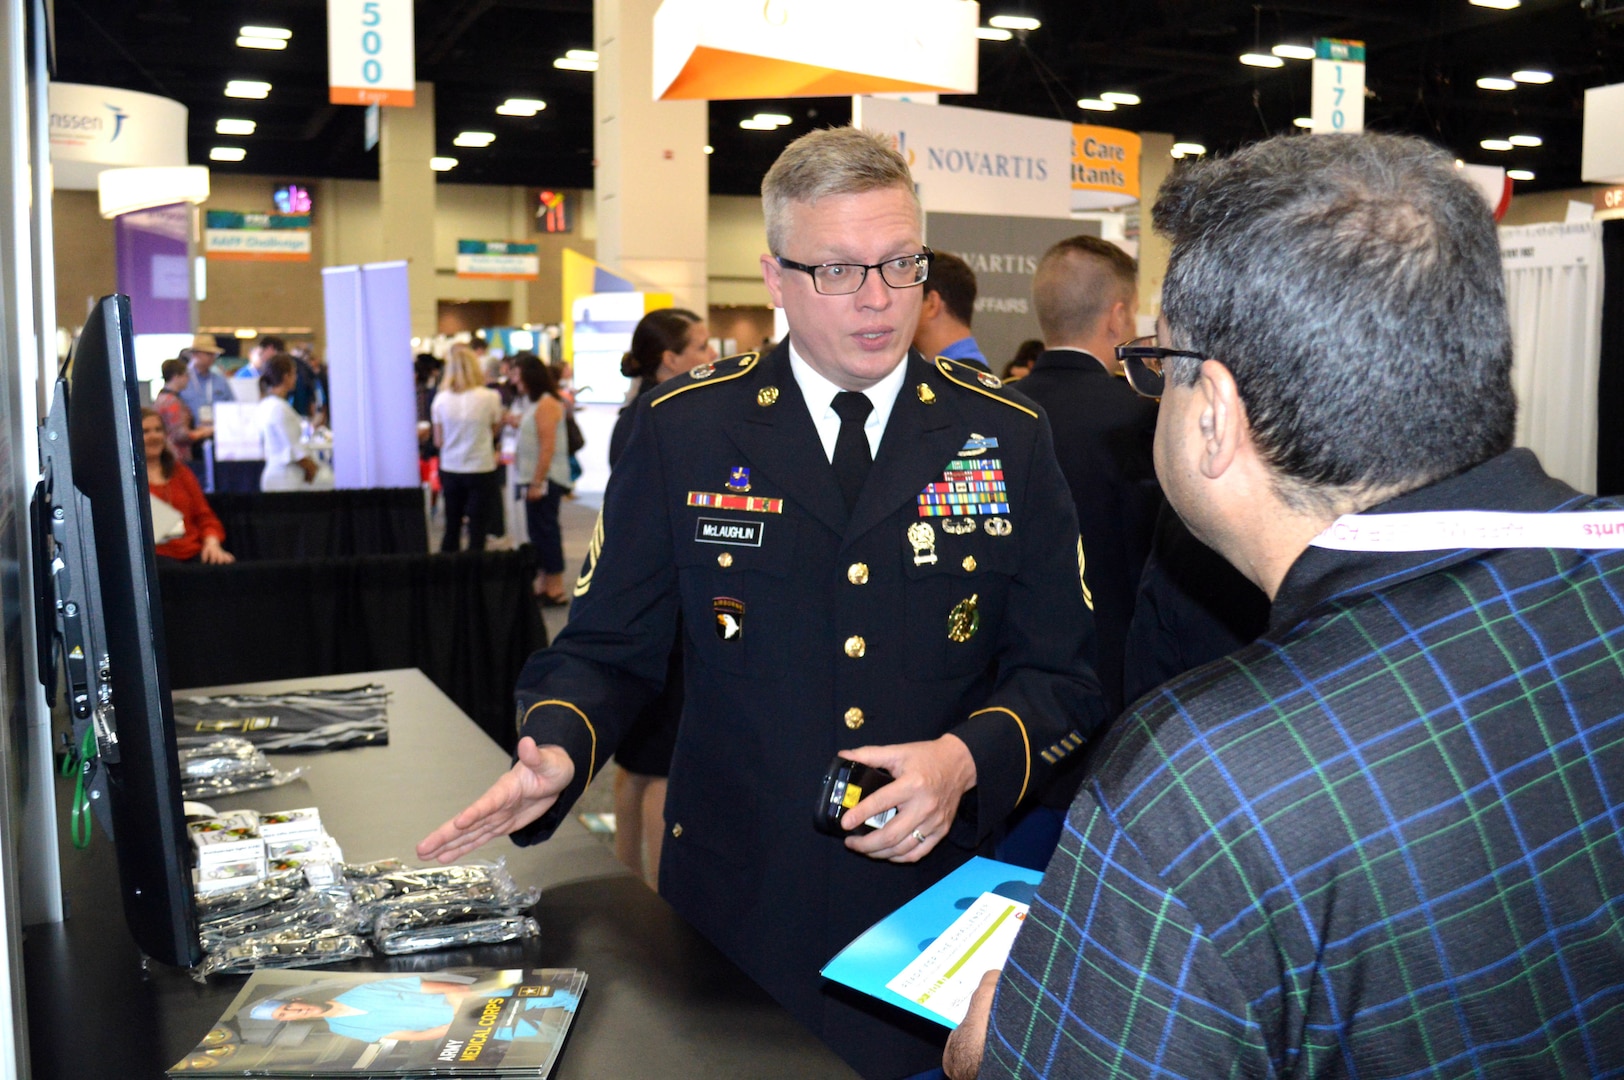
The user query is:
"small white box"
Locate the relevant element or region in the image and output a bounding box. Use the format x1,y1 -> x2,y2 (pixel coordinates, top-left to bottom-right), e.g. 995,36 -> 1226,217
257,807 -> 325,842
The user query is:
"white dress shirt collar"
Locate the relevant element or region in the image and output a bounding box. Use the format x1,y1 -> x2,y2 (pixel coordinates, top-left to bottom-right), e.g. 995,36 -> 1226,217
787,341 -> 910,462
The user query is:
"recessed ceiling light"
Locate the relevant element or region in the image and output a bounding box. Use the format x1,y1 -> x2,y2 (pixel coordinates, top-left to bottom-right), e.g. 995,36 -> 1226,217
1171,142 -> 1207,158
1476,76 -> 1517,91
209,147 -> 246,162
753,113 -> 792,126
496,98 -> 546,116
1293,117 -> 1314,128
703,145 -> 714,155
988,15 -> 1041,31
739,118 -> 779,131
453,131 -> 496,147
215,118 -> 256,136
1508,134 -> 1542,147
1469,0 -> 1520,8
240,26 -> 291,39
1077,98 -> 1116,112
237,36 -> 287,50
566,49 -> 599,61
1100,91 -> 1140,106
1240,53 -> 1285,68
430,156 -> 458,171
224,81 -> 271,99
1480,139 -> 1514,151
1507,169 -> 1535,181
553,56 -> 598,71
1272,44 -> 1316,61
1512,69 -> 1553,84
976,26 -> 1014,41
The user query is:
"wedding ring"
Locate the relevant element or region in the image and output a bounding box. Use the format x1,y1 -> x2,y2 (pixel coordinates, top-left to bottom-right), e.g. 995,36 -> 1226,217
912,829 -> 928,845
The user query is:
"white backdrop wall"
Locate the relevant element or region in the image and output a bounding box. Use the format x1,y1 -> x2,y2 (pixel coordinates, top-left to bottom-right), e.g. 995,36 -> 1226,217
1500,221 -> 1605,493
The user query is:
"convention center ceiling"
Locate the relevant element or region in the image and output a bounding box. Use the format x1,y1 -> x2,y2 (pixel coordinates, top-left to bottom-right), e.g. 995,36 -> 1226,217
51,0 -> 1624,194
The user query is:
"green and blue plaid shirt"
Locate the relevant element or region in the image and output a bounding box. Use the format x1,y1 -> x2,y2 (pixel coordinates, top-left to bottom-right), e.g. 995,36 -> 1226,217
984,449 -> 1624,1078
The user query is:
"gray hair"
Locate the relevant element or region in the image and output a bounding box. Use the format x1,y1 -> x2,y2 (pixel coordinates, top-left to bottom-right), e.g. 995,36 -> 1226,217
761,126 -> 921,255
1152,131 -> 1515,510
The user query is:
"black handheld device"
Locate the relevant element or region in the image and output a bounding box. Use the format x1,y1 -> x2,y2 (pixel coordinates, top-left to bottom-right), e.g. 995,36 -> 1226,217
814,756 -> 898,836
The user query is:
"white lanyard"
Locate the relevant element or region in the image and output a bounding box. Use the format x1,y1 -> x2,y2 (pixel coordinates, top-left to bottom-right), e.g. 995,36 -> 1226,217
1311,510 -> 1624,552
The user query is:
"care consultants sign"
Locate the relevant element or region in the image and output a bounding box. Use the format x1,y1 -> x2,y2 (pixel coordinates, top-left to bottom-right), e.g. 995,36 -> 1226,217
48,83 -> 187,191
328,0 -> 415,107
205,211 -> 312,261
1072,125 -> 1141,211
854,98 -> 1072,220
456,240 -> 540,280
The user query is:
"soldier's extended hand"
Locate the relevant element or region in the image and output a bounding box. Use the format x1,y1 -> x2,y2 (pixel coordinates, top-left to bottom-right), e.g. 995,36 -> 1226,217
840,734 -> 976,863
416,737 -> 575,863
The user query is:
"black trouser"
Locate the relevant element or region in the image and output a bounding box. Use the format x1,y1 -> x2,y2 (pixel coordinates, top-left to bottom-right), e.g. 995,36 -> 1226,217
440,469 -> 496,552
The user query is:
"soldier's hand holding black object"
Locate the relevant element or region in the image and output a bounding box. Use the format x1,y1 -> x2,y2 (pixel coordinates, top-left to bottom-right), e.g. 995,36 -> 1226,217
416,736 -> 575,863
839,734 -> 976,863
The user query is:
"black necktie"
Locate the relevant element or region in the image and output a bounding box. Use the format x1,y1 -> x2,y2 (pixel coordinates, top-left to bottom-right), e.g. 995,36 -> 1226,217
830,391 -> 874,514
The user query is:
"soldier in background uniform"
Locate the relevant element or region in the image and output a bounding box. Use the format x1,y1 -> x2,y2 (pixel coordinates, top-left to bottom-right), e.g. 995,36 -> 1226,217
419,127 -> 1106,1079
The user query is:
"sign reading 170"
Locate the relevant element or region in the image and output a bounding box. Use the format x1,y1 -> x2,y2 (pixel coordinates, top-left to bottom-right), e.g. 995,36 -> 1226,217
328,0 -> 416,107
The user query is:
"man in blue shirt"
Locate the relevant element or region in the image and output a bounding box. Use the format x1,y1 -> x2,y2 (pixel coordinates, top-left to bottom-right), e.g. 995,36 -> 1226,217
913,250 -> 990,372
175,334 -> 232,486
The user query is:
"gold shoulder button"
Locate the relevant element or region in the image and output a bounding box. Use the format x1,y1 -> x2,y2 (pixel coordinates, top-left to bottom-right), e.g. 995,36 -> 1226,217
933,356 -> 1037,418
650,351 -> 760,408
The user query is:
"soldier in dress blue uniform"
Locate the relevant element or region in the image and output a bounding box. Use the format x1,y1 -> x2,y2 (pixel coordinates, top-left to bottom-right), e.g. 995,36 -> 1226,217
420,127 -> 1107,1079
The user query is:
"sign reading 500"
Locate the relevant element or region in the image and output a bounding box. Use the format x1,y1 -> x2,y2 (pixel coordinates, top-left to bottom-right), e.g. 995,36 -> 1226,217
328,0 -> 416,107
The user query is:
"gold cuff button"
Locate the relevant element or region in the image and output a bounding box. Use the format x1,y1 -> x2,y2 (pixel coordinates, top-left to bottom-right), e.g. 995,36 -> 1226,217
962,556 -> 977,572
717,551 -> 733,568
844,635 -> 866,658
847,562 -> 870,585
671,823 -> 683,838
844,707 -> 864,730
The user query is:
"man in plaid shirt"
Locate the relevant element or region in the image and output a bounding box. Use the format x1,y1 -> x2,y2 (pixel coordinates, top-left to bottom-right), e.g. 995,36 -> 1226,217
946,132 -> 1624,1077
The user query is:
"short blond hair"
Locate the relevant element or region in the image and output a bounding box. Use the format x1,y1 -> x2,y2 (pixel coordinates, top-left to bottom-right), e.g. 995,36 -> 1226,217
441,344 -> 485,393
761,126 -> 920,254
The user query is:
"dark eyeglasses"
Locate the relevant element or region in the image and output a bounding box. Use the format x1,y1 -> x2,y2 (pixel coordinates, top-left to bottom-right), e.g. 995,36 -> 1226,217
775,249 -> 933,296
1114,336 -> 1207,400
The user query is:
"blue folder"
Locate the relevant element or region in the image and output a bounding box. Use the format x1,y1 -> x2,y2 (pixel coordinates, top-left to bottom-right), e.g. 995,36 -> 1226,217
819,856 -> 1043,1028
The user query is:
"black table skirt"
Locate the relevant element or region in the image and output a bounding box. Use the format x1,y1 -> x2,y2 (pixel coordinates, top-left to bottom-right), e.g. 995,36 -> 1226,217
206,487 -> 429,561
157,550 -> 546,749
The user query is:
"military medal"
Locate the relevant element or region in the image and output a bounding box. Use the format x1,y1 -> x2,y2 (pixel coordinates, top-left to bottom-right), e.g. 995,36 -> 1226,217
958,433 -> 998,457
942,517 -> 976,535
947,594 -> 980,643
918,458 -> 1009,518
757,386 -> 779,407
690,363 -> 716,380
713,597 -> 744,641
688,492 -> 783,513
977,372 -> 1003,389
907,521 -> 938,566
984,516 -> 1013,536
727,466 -> 752,492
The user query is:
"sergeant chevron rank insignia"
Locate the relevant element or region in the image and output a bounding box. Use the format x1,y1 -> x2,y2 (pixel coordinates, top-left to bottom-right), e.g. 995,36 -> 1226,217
713,597 -> 744,641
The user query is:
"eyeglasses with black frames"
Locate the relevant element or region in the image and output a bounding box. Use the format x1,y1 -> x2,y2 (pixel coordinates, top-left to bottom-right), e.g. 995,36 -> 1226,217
1114,336 -> 1207,400
775,249 -> 933,296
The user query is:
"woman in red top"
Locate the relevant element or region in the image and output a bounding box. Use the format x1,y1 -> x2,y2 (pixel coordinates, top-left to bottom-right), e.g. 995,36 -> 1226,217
142,408 -> 234,564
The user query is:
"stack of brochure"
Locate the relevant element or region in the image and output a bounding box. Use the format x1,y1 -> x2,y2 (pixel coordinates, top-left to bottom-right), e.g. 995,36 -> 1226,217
168,967 -> 586,1077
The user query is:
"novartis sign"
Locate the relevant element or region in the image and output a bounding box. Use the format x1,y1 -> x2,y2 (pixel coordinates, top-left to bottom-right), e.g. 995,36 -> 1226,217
48,83 -> 189,191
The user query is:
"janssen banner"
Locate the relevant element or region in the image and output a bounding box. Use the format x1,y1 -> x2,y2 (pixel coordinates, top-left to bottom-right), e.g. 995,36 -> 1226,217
853,97 -> 1073,220
48,83 -> 188,191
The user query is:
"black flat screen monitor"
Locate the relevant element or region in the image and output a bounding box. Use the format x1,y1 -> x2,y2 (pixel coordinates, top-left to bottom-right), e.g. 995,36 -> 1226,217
34,294 -> 199,967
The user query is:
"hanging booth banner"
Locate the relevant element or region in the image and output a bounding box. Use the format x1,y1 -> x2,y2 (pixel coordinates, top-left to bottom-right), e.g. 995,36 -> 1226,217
1311,38 -> 1365,134
204,210 -> 313,261
1071,125 -> 1141,212
456,240 -> 540,280
327,0 -> 416,107
854,97 -> 1072,220
653,0 -> 977,100
48,83 -> 188,191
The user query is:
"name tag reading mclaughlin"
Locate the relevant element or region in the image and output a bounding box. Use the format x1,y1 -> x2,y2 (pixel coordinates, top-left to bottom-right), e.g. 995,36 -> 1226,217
695,517 -> 764,546
1311,510 -> 1624,552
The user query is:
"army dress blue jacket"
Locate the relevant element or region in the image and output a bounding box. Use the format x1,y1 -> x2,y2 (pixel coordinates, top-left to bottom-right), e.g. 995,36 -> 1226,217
510,342 -> 1105,1078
